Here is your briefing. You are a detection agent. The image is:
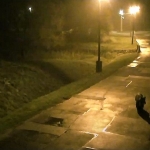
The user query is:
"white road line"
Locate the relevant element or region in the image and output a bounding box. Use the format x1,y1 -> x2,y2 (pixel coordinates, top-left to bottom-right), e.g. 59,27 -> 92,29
102,116 -> 116,132
126,81 -> 132,87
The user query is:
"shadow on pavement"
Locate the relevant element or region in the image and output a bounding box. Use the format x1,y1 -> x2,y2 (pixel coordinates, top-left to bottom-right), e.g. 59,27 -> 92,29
137,109 -> 150,124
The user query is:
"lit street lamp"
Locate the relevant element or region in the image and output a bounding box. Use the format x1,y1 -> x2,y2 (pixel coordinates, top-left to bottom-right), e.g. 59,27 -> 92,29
96,0 -> 102,73
119,10 -> 124,32
96,0 -> 109,72
28,7 -> 32,12
129,6 -> 140,44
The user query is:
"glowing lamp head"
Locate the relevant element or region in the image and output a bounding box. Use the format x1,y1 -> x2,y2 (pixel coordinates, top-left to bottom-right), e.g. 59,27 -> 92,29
129,6 -> 140,15
119,10 -> 124,16
28,7 -> 32,12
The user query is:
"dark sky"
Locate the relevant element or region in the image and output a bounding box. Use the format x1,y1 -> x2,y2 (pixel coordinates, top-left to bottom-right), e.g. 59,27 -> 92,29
0,0 -> 150,31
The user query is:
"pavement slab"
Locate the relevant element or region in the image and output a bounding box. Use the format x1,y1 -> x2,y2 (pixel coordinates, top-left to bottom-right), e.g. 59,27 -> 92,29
30,108 -> 80,128
119,105 -> 141,119
43,130 -> 95,150
84,132 -> 150,150
106,116 -> 150,141
0,130 -> 58,150
70,109 -> 115,133
54,97 -> 90,114
17,121 -> 67,136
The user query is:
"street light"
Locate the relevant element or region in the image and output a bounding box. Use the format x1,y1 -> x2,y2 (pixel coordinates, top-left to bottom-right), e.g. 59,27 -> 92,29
129,6 -> 140,15
129,6 -> 140,44
96,0 -> 102,72
96,0 -> 102,73
96,0 -> 109,72
28,7 -> 32,12
119,10 -> 124,32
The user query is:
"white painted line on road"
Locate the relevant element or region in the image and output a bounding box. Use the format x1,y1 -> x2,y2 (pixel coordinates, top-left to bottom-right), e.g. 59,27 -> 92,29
79,131 -> 98,149
126,81 -> 132,87
82,108 -> 91,116
137,56 -> 141,59
128,63 -> 138,67
102,116 -> 116,132
79,131 -> 98,137
133,60 -> 138,63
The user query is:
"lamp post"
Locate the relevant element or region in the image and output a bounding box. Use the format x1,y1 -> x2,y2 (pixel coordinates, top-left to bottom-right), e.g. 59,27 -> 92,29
119,10 -> 124,32
129,6 -> 140,44
96,0 -> 102,72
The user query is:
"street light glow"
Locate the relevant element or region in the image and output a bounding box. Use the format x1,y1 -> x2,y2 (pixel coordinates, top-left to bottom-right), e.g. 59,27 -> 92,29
28,7 -> 32,12
129,6 -> 140,15
119,9 -> 124,16
129,6 -> 140,45
119,10 -> 124,32
96,0 -> 109,72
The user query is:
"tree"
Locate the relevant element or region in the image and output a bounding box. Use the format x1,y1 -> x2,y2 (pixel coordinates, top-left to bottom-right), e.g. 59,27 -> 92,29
29,0 -> 66,49
64,0 -> 112,42
0,0 -> 67,59
0,0 -> 30,59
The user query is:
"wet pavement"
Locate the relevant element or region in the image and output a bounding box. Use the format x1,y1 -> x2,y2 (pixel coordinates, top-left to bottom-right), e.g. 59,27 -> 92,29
0,34 -> 150,150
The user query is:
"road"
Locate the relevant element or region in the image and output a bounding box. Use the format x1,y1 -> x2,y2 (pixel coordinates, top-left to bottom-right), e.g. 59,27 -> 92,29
0,32 -> 150,150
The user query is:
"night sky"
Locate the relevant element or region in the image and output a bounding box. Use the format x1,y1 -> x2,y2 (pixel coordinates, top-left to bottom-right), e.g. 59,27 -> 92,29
0,0 -> 150,31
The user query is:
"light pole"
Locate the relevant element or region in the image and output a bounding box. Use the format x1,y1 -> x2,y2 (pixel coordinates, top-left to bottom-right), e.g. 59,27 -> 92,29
119,10 -> 124,32
129,6 -> 140,44
96,0 -> 102,72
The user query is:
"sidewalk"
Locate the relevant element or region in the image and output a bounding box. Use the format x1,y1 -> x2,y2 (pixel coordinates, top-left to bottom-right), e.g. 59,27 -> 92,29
0,48 -> 150,149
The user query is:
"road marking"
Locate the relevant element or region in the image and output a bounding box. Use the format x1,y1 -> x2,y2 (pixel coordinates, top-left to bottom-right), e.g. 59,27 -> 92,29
102,116 -> 116,132
137,56 -> 141,59
126,81 -> 132,87
79,131 -> 98,149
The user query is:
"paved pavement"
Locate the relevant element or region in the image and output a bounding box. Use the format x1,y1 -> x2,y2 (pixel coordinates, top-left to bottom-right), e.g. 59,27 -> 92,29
0,36 -> 150,149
